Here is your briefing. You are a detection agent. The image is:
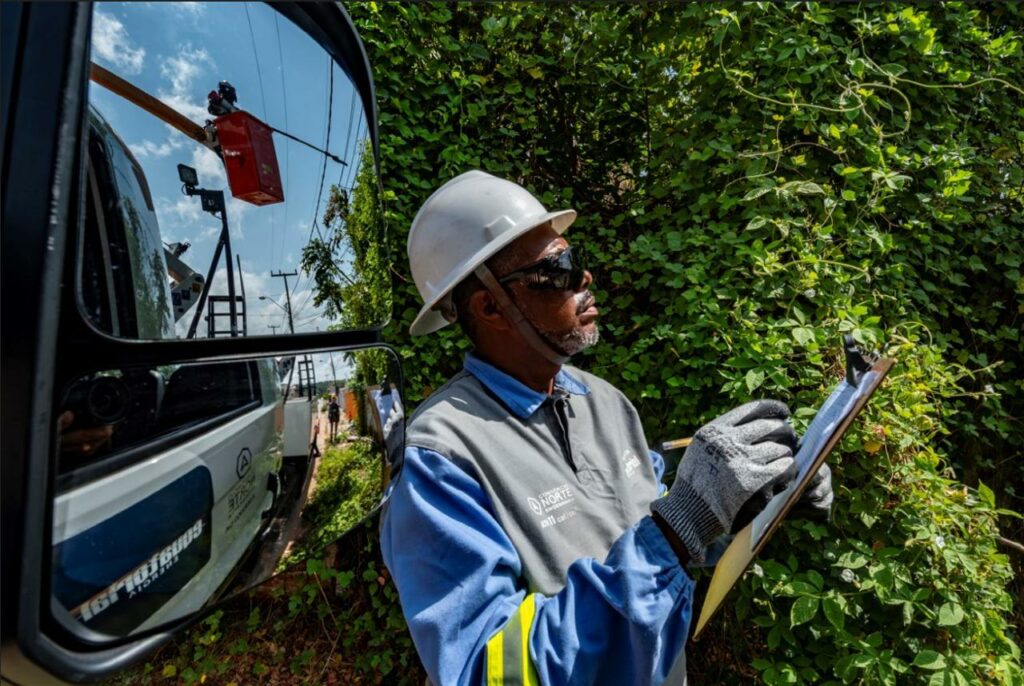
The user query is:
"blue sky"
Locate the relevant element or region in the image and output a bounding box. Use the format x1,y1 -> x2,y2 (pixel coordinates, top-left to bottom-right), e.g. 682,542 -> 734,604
89,1 -> 370,357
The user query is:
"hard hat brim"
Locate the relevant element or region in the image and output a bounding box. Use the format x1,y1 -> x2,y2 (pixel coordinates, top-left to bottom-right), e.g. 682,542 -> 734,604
409,208 -> 576,336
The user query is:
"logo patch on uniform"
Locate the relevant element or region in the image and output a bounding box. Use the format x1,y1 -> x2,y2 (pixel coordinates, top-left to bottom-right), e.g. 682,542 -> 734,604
527,484 -> 576,529
622,449 -> 642,478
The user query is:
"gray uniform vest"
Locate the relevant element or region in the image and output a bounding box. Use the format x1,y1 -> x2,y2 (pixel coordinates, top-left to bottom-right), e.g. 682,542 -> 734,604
406,366 -> 658,593
403,365 -> 688,684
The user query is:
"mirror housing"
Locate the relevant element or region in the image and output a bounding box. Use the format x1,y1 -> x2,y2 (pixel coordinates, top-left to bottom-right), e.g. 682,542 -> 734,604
0,2 -> 384,683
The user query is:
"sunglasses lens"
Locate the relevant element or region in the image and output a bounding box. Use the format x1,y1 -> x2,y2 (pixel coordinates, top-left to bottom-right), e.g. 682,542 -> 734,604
511,246 -> 587,291
573,249 -> 586,288
544,247 -> 585,290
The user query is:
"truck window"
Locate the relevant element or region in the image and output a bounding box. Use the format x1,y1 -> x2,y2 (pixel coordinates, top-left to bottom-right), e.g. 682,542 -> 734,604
56,360 -> 263,485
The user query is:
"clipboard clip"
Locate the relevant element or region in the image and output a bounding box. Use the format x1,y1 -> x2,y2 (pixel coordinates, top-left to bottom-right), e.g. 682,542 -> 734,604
844,334 -> 878,386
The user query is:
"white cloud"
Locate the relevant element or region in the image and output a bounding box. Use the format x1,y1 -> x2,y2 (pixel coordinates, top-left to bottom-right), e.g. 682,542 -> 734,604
129,135 -> 184,158
157,45 -> 214,124
168,263 -> 340,341
92,10 -> 146,75
191,145 -> 226,186
158,194 -> 202,222
172,3 -> 206,18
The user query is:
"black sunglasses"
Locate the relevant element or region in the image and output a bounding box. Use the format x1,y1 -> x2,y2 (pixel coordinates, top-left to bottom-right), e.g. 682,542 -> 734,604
498,246 -> 587,291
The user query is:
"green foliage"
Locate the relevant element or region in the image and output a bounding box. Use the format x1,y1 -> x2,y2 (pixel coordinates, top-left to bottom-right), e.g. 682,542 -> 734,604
301,139 -> 390,332
105,520 -> 422,686
333,2 -> 1024,683
281,439 -> 383,567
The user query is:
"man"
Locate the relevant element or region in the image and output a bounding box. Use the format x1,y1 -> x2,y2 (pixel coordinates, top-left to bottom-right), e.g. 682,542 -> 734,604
381,171 -> 832,685
328,394 -> 341,442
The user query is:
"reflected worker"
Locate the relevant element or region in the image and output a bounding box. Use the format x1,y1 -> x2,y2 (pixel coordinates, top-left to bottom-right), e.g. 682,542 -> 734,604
381,172 -> 833,685
328,394 -> 341,442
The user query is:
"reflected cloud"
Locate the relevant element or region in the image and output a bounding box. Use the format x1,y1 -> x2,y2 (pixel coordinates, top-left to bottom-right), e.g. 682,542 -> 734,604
92,10 -> 146,75
157,45 -> 214,124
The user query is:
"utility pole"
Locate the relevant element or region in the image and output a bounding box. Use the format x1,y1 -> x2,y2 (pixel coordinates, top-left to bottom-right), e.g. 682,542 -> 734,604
269,270 -> 297,334
269,324 -> 280,336
328,352 -> 339,397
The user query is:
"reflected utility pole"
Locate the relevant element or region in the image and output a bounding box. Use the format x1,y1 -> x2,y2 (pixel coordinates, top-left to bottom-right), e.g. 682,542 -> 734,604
269,270 -> 297,333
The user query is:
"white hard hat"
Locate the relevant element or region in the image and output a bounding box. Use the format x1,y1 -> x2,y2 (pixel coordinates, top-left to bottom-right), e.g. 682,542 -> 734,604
408,170 -> 576,336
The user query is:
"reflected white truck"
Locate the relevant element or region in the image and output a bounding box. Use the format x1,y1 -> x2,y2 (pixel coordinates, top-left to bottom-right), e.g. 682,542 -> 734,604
50,107 -> 309,637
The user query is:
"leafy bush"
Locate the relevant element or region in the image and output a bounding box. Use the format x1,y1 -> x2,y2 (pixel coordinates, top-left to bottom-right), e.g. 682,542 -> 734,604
283,439 -> 383,566
111,4 -> 1024,684
335,2 -> 1024,684
106,520 -> 423,686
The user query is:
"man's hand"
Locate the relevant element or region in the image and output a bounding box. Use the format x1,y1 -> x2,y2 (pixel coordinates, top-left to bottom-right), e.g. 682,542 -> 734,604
791,463 -> 833,521
651,400 -> 798,564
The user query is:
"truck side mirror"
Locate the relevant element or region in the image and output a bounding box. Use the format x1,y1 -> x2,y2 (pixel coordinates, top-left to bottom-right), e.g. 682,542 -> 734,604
1,2 -> 386,683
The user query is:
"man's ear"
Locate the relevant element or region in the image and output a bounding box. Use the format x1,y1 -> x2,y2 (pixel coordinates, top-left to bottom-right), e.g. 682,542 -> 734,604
468,289 -> 512,333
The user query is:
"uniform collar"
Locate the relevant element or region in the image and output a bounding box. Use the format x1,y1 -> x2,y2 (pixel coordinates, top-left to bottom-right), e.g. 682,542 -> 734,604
464,353 -> 590,419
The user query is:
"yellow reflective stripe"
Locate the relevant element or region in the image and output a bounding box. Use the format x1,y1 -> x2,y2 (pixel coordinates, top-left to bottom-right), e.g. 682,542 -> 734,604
486,630 -> 504,686
485,594 -> 541,685
520,594 -> 538,686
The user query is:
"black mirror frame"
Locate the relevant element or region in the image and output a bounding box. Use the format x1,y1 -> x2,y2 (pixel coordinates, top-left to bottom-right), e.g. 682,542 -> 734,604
0,3 -> 384,683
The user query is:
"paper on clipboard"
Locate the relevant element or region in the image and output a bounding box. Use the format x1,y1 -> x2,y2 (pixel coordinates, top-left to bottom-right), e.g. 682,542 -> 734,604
750,369 -> 880,546
691,342 -> 893,640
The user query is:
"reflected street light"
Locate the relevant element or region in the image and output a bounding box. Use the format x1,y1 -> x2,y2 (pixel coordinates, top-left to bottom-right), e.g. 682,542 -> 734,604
259,295 -> 294,334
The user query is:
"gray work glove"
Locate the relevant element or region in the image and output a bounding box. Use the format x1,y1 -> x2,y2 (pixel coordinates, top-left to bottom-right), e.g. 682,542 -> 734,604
790,463 -> 834,521
651,400 -> 799,563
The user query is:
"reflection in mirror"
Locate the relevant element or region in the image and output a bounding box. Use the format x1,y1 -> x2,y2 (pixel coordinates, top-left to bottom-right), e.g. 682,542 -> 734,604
51,347 -> 403,639
82,2 -> 387,341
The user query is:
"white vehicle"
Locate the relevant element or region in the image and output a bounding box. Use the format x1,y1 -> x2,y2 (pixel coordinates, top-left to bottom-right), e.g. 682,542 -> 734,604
49,108 -> 294,637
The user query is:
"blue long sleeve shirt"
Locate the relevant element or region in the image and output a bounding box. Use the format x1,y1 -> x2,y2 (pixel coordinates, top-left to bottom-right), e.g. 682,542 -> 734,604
380,356 -> 703,685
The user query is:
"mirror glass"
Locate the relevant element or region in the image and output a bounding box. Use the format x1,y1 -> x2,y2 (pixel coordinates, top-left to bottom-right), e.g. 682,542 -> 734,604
81,2 -> 386,341
50,347 -> 403,639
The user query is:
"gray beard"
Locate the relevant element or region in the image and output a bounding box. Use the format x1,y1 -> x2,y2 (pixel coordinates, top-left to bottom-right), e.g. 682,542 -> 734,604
547,324 -> 600,356
523,291 -> 600,357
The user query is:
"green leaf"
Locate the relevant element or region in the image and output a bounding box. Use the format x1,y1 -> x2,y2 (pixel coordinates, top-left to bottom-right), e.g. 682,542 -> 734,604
841,189 -> 856,201
746,216 -> 769,231
822,595 -> 845,632
792,326 -> 815,346
796,182 -> 825,195
745,368 -> 766,392
743,186 -> 773,201
913,651 -> 947,670
977,481 -> 995,507
790,596 -> 819,627
937,602 -> 965,626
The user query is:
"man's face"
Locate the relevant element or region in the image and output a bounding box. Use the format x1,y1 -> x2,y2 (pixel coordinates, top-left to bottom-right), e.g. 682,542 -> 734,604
496,224 -> 599,356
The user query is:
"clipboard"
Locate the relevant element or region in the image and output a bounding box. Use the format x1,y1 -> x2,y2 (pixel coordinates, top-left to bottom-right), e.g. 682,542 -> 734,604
691,336 -> 895,640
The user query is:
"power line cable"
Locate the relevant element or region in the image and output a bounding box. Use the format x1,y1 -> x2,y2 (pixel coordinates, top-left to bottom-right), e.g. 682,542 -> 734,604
290,56 -> 333,302
311,59 -> 335,243
243,2 -> 273,270
243,3 -> 269,121
273,10 -> 290,270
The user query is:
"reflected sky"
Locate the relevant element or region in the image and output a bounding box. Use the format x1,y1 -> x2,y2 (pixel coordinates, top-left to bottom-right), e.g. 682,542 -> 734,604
89,2 -> 370,340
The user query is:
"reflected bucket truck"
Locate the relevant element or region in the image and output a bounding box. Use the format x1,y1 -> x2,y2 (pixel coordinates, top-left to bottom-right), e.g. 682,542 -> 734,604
51,70 -> 317,636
